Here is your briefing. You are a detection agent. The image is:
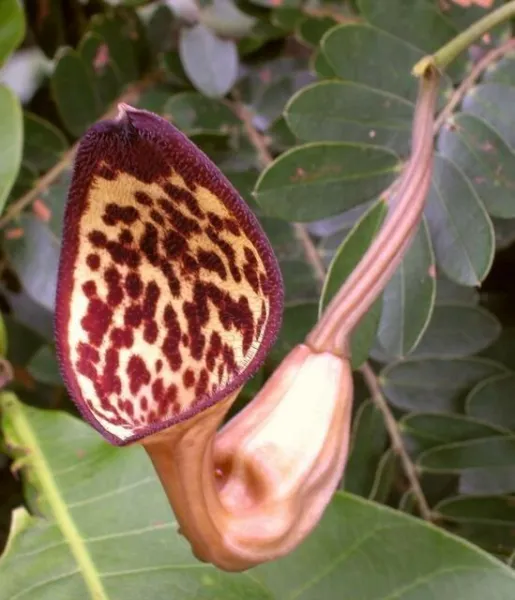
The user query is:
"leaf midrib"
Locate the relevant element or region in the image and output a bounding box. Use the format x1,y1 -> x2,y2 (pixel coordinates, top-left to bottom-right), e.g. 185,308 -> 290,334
8,399 -> 108,600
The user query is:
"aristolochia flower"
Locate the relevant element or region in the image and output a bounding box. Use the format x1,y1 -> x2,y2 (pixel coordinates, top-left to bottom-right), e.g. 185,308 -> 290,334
55,63 -> 438,571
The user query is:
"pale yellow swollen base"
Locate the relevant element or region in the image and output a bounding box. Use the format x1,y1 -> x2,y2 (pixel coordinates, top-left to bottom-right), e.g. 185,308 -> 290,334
143,344 -> 353,571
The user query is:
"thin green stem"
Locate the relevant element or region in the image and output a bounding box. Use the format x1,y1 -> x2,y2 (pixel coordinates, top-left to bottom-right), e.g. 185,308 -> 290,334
413,0 -> 515,76
0,392 -> 108,599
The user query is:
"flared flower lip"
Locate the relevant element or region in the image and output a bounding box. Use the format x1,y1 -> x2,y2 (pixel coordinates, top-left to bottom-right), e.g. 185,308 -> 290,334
54,106 -> 284,447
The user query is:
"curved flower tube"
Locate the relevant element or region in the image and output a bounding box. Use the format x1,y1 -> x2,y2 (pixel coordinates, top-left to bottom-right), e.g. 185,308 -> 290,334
145,346 -> 353,570
55,65 -> 439,573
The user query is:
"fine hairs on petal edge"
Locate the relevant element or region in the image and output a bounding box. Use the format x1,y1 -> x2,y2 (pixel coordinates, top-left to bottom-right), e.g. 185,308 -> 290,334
54,106 -> 284,446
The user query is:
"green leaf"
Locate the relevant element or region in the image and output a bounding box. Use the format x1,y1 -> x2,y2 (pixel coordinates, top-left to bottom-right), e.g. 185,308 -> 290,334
88,11 -> 139,85
368,449 -> 397,503
27,345 -> 62,386
378,220 -> 435,358
201,0 -> 256,37
44,174 -> 71,239
4,316 -> 45,367
179,24 -> 238,98
460,467 -> 515,496
255,76 -> 294,123
435,276 -> 479,306
483,50 -> 515,88
0,0 -> 24,65
0,85 -> 22,214
79,32 -> 123,111
359,0 -> 465,80
435,496 -> 515,556
229,171 -> 320,306
321,24 -> 424,100
259,218 -> 319,303
481,327 -> 515,371
268,116 -> 297,153
146,5 -> 175,55
0,313 -> 7,358
51,48 -> 99,137
381,357 -> 507,413
254,142 -> 399,221
462,82 -> 515,151
269,302 -> 317,363
24,0 -> 65,59
23,112 -> 68,173
295,16 -> 337,47
411,304 -> 500,359
136,84 -> 182,114
3,395 -> 515,599
466,373 -> 515,431
438,113 -> 515,218
425,155 -> 494,286
2,215 -> 59,312
271,7 -> 304,31
285,80 -> 413,154
443,0 -> 506,38
418,437 -> 515,472
436,495 -> 515,525
164,92 -> 240,134
320,198 -> 387,368
493,216 -> 515,250
344,400 -> 388,497
8,163 -> 37,201
401,413 -> 506,453
311,48 -> 336,79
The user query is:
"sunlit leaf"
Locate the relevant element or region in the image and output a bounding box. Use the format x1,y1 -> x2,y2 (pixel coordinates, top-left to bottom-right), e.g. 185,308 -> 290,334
0,0 -> 25,65
0,85 -> 22,214
3,396 -> 515,599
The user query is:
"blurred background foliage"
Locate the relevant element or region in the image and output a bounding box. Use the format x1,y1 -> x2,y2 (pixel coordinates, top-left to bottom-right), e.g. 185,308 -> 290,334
3,0 -> 515,598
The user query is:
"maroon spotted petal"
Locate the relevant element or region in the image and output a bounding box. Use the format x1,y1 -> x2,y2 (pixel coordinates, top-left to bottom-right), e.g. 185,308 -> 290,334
55,104 -> 283,446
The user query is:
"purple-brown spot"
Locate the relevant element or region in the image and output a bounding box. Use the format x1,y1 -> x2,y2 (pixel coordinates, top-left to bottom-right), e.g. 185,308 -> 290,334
162,182 -> 204,219
86,254 -> 101,270
125,272 -> 143,299
103,203 -> 139,226
127,355 -> 151,395
82,298 -> 112,347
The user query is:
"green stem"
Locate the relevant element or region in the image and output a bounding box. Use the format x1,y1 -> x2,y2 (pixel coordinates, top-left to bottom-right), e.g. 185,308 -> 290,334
0,392 -> 108,600
413,0 -> 515,76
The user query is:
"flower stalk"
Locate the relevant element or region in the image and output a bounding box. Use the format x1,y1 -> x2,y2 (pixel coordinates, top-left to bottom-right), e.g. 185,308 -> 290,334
307,65 -> 439,355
